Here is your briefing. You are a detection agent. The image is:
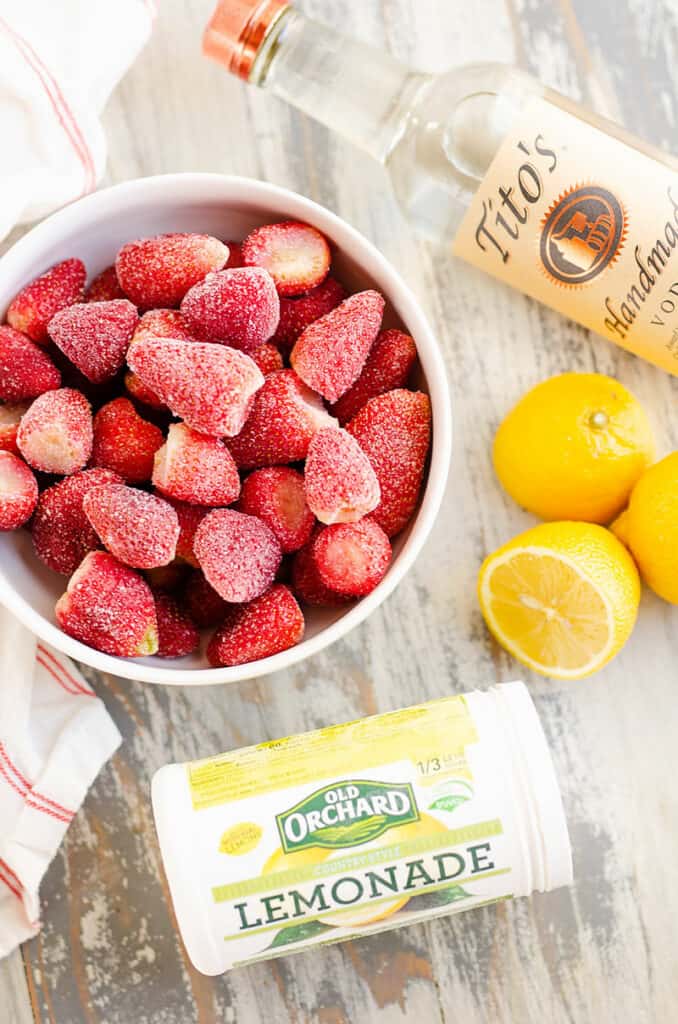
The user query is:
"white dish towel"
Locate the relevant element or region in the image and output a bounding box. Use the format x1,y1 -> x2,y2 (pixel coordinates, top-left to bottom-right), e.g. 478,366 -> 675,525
0,607 -> 122,956
0,0 -> 155,243
0,0 -> 153,956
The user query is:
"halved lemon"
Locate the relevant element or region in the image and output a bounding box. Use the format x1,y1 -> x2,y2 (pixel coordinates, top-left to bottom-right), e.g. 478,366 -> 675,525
478,522 -> 640,679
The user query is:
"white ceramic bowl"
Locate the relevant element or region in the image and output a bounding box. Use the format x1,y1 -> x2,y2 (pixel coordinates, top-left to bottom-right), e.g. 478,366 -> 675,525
0,174 -> 451,685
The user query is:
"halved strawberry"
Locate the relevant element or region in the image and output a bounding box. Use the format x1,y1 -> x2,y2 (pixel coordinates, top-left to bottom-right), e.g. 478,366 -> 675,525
272,277 -> 346,356
330,329 -> 417,424
0,326 -> 61,401
228,369 -> 337,469
7,258 -> 86,344
153,423 -> 241,506
194,508 -> 282,604
239,466 -> 315,553
347,390 -> 431,537
207,584 -> 304,667
49,299 -> 139,383
153,590 -> 200,658
83,483 -> 179,569
91,397 -> 164,483
31,468 -> 122,574
0,401 -> 31,454
17,388 -> 93,475
127,337 -> 264,437
0,452 -> 38,530
291,290 -> 385,402
242,221 -> 331,297
115,233 -> 229,309
85,265 -> 128,303
56,551 -> 158,656
304,427 -> 380,524
180,267 -> 280,352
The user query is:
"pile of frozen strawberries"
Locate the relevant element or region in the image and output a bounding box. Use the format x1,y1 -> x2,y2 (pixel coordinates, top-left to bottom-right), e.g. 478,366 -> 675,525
0,222 -> 431,667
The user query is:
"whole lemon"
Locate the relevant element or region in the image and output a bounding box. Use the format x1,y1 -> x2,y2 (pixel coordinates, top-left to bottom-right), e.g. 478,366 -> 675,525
493,373 -> 654,523
618,452 -> 678,604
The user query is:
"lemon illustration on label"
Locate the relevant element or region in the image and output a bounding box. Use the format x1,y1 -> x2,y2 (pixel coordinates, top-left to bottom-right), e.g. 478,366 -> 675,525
320,813 -> 449,928
219,822 -> 263,856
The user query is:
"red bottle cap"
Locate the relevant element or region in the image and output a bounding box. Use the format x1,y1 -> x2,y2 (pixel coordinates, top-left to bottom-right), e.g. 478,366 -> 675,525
203,0 -> 289,80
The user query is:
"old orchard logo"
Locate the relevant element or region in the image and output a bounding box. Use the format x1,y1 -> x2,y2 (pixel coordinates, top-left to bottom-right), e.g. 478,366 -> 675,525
540,185 -> 626,286
276,780 -> 419,854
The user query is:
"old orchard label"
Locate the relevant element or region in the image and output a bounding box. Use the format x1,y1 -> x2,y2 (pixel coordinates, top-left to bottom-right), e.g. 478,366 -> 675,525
276,780 -> 420,853
453,96 -> 678,373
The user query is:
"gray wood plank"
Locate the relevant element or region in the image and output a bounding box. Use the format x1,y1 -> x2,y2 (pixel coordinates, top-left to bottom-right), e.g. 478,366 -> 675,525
1,0 -> 677,1021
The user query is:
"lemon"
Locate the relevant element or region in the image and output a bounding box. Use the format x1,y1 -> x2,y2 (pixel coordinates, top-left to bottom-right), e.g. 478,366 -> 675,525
478,522 -> 640,679
493,373 -> 654,523
616,452 -> 678,604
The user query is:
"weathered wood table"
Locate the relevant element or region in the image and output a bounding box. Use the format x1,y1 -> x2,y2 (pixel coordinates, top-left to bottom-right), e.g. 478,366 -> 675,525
3,0 -> 678,1020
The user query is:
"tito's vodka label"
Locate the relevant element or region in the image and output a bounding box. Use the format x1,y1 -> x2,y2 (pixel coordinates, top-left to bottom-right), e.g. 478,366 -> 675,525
453,97 -> 678,373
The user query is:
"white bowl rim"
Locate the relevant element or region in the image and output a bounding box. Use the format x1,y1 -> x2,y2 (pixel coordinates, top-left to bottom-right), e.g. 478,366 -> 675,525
0,173 -> 452,685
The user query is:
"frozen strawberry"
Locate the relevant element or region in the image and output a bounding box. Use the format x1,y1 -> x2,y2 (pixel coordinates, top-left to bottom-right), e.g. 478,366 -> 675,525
83,483 -> 179,569
291,533 -> 352,607
0,326 -> 61,401
194,508 -> 282,604
153,590 -> 200,658
180,267 -> 280,352
242,221 -> 331,297
183,570 -> 229,627
305,427 -> 380,525
347,390 -> 431,537
144,562 -> 188,592
153,423 -> 241,506
251,342 -> 283,376
48,299 -> 138,383
0,452 -> 38,530
115,233 -> 229,309
239,467 -> 315,554
224,241 -> 244,269
123,371 -> 167,411
55,551 -> 158,657
31,468 -> 122,574
207,584 -> 304,667
85,265 -> 128,303
228,369 -> 337,469
130,308 -> 199,349
161,496 -> 207,566
7,258 -> 86,344
273,277 -> 346,356
291,290 -> 385,403
128,337 -> 263,437
91,398 -> 163,484
17,388 -> 92,475
0,401 -> 31,454
312,519 -> 391,596
330,329 -> 417,424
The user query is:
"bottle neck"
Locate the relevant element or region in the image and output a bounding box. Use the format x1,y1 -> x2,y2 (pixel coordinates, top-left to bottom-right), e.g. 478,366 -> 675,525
250,7 -> 428,164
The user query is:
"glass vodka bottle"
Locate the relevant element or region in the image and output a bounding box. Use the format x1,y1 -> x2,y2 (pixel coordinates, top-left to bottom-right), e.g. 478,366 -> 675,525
204,0 -> 678,375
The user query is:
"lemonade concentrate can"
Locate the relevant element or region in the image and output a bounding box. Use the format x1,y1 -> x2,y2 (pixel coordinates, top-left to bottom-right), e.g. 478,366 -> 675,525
152,681 -> 573,974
